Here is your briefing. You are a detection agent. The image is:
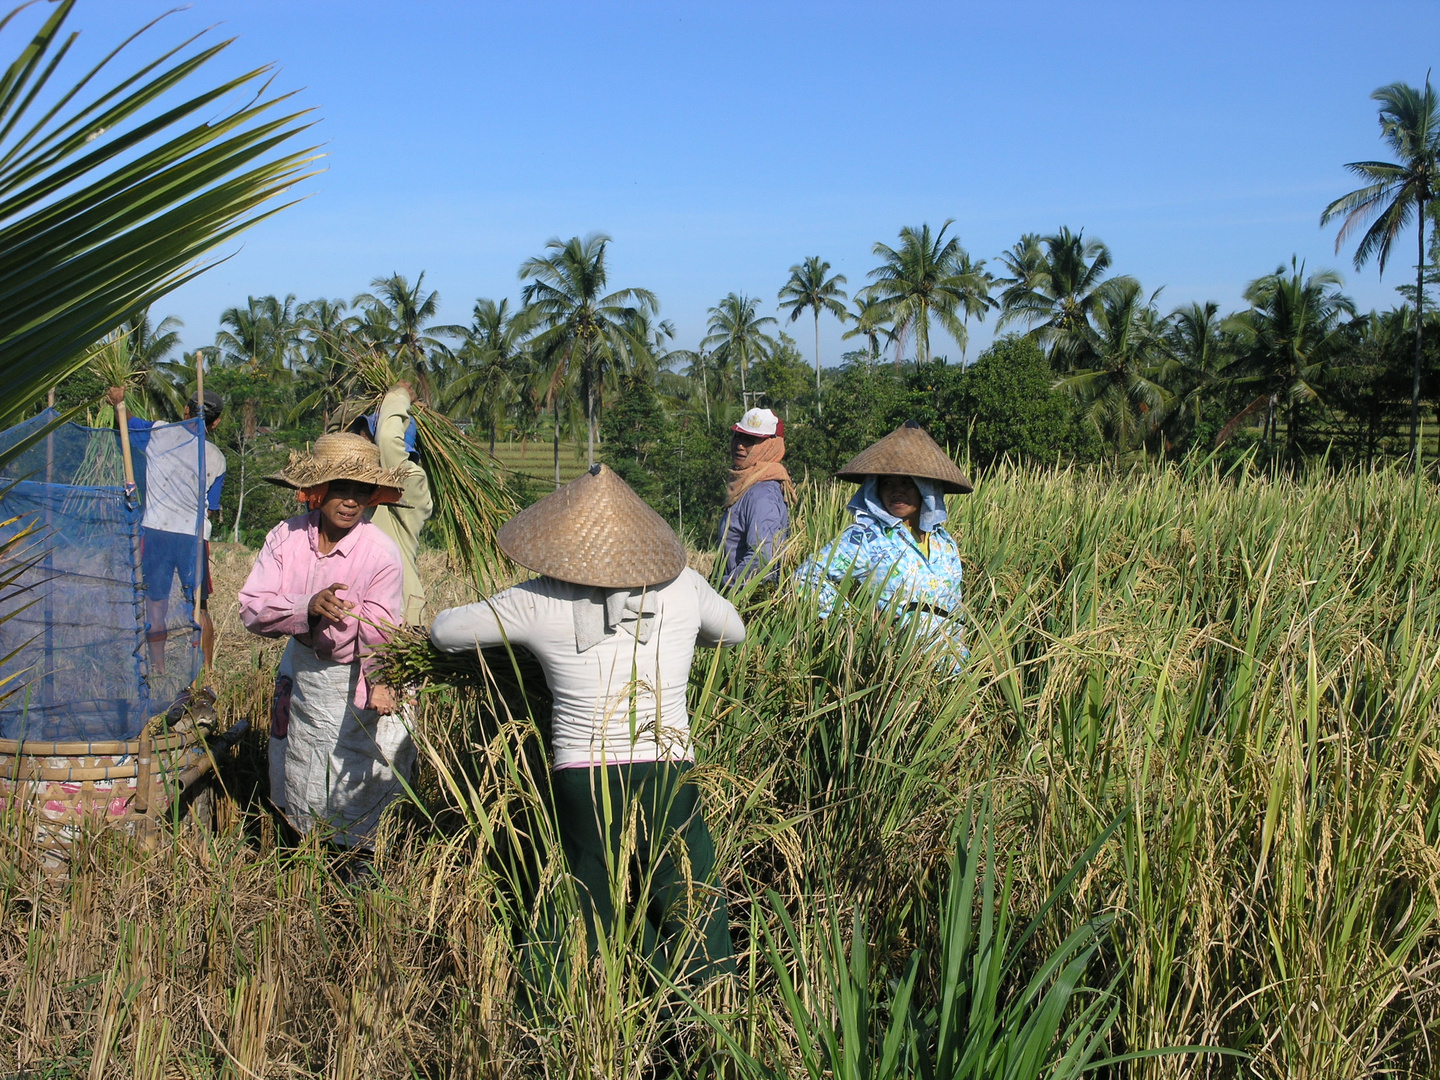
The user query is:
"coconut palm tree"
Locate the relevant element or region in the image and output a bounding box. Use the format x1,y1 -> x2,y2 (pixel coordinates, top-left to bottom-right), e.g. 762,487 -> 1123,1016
700,293 -> 777,402
124,309 -> 187,417
952,249 -> 998,364
666,349 -> 721,425
215,298 -> 279,374
520,234 -> 657,467
450,297 -> 535,453
995,234 -> 1046,311
841,295 -> 894,362
217,295 -> 303,372
292,297 -> 354,422
614,309 -> 677,386
0,0 -> 316,435
777,256 -> 848,408
354,272 -> 462,393
862,221 -> 980,369
997,228 -> 1124,370
1219,260 -> 1357,459
1163,301 -> 1231,435
1321,77 -> 1440,456
1055,278 -> 1172,457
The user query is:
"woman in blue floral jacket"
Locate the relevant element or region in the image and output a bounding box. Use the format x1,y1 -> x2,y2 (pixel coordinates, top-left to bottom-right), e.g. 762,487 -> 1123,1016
798,421 -> 972,660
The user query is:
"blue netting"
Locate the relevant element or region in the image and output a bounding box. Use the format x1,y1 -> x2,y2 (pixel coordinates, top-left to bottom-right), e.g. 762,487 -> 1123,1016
0,409 -> 207,741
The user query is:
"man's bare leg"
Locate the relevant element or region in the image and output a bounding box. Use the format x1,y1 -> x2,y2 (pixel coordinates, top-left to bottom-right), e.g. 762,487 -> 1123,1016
146,598 -> 169,676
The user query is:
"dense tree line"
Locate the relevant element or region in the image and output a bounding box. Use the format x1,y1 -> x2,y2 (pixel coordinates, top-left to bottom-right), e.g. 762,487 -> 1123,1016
54,77 -> 1440,544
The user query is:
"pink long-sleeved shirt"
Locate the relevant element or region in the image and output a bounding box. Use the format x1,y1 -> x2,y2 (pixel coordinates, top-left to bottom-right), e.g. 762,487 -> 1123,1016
238,511 -> 403,709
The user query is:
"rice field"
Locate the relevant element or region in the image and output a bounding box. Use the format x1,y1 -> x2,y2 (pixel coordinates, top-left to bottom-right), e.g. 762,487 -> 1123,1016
3,460 -> 1440,1078
487,436 -> 593,489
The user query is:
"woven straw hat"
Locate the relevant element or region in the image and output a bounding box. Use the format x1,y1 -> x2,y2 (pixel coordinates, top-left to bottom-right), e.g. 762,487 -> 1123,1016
497,464 -> 687,588
265,433 -> 409,493
836,420 -> 973,494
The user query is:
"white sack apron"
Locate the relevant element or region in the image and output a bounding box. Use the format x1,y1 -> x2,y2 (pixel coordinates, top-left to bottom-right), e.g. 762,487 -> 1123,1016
279,638 -> 415,848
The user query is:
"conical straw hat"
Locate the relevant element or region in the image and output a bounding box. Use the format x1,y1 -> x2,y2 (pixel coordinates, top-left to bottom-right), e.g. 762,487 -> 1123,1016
497,463 -> 687,588
265,432 -> 409,492
835,420 -> 973,494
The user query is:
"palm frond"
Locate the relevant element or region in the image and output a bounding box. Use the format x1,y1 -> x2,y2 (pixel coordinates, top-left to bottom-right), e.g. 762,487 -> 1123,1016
0,0 -> 319,429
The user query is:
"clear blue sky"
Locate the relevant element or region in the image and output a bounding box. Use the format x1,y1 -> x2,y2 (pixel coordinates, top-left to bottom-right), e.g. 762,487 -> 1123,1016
56,1 -> 1440,364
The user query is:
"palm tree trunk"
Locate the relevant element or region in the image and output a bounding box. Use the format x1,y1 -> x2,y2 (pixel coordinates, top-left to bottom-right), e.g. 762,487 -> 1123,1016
813,311 -> 823,417
587,378 -> 596,467
232,448 -> 246,544
1412,197 -> 1427,458
1287,394 -> 1298,462
553,411 -> 561,490
739,349 -> 747,397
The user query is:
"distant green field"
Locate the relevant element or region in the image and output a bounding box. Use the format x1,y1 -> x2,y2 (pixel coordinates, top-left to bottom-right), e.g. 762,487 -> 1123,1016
485,436 -> 592,488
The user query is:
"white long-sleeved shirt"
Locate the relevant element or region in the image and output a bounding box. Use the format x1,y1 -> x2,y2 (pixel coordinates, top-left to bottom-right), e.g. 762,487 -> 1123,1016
430,568 -> 744,767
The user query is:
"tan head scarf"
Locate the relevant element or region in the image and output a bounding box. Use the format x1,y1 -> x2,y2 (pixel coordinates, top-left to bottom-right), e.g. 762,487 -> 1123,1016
726,436 -> 796,507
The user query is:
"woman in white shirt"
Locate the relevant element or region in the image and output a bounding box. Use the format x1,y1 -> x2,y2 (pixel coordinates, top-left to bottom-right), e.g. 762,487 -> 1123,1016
430,464 -> 744,978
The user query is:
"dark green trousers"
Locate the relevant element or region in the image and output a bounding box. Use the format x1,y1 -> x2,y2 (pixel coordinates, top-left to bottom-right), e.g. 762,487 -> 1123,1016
551,761 -> 734,979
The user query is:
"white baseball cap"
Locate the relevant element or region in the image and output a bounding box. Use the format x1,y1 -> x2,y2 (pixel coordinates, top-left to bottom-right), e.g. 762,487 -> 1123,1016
732,407 -> 783,438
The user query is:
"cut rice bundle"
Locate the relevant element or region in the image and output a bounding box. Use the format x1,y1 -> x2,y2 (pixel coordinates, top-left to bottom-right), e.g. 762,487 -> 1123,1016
346,350 -> 517,592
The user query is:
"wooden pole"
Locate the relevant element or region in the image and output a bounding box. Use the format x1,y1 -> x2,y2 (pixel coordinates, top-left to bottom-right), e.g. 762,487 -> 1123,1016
43,388 -> 55,703
112,391 -> 149,715
193,351 -> 208,679
114,397 -> 137,491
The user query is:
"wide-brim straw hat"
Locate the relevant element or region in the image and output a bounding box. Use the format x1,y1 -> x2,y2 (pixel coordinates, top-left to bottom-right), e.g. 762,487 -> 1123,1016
265,432 -> 409,493
497,463 -> 687,588
835,420 -> 974,494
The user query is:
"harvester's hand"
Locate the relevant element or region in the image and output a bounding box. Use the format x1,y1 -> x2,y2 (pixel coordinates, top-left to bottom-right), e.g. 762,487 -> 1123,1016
308,582 -> 355,623
368,683 -> 397,714
106,386 -> 125,406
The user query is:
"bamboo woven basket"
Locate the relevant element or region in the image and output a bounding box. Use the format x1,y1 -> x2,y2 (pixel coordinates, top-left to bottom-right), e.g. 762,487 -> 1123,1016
0,690 -> 228,866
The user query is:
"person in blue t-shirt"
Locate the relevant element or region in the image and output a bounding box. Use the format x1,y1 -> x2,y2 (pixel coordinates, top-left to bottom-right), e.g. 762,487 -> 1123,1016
107,386 -> 227,674
717,407 -> 794,588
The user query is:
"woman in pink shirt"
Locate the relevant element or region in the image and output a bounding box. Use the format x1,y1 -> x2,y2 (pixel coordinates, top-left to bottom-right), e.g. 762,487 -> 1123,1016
239,433 -> 407,849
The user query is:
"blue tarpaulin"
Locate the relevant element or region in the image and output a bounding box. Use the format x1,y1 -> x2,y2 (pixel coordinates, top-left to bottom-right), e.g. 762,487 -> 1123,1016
0,409 -> 207,742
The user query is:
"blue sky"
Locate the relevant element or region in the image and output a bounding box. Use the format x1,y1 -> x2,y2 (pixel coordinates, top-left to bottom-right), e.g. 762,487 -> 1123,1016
55,1 -> 1440,364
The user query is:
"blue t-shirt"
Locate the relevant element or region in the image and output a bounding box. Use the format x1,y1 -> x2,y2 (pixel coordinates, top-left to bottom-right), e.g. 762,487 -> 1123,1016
717,479 -> 789,587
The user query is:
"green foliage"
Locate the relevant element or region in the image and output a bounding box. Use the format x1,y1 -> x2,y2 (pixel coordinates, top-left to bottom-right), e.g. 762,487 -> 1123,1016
601,374 -> 729,541
750,331 -> 813,421
0,0 -> 316,430
812,359 -> 909,468
687,806 -> 1136,1080
600,373 -> 669,504
949,336 -> 1101,465
787,339 -> 1098,477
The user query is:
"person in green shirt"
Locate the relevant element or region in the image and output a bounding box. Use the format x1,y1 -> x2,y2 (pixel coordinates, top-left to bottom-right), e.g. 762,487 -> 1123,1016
329,382 -> 434,625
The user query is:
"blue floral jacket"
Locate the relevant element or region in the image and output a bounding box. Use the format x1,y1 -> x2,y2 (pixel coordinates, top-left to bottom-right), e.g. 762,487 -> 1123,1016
798,485 -> 966,660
